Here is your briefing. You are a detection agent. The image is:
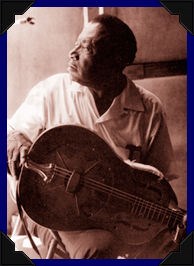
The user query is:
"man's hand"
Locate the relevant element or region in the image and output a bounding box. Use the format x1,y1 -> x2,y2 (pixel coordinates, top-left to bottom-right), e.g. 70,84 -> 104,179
7,131 -> 32,179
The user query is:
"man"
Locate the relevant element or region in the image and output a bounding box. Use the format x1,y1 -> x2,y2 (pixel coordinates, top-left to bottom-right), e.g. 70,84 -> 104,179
7,14 -> 178,259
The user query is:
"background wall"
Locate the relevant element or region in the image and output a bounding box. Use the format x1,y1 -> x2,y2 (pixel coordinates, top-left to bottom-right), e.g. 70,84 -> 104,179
135,76 -> 187,211
7,7 -> 187,216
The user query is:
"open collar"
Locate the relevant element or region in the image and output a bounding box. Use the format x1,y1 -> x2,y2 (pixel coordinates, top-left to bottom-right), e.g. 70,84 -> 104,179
120,78 -> 145,112
96,78 -> 145,123
69,76 -> 145,123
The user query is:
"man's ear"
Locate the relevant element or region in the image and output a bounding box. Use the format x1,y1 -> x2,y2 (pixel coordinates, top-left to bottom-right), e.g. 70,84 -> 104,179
114,55 -> 125,69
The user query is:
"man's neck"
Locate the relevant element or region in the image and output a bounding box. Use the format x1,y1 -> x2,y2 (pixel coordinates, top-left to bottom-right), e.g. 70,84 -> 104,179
89,74 -> 127,116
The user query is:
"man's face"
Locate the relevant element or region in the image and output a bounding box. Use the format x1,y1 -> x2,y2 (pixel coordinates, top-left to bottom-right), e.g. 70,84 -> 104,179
67,22 -> 112,87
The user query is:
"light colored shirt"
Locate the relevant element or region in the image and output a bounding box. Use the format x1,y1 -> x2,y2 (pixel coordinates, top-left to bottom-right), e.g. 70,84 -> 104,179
8,73 -> 174,175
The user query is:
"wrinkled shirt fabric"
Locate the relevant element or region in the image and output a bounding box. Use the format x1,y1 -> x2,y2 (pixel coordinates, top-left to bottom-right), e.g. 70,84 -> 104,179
8,73 -> 174,175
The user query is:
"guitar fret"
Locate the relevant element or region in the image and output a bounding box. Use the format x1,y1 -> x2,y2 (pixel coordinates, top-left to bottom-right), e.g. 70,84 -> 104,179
134,200 -> 140,215
142,204 -> 148,217
110,185 -> 184,230
153,206 -> 182,229
155,209 -> 161,222
138,202 -> 146,217
128,195 -> 182,230
171,213 -> 178,228
150,205 -> 156,220
169,210 -> 181,229
167,212 -> 172,226
130,199 -> 137,213
156,208 -> 165,224
131,198 -> 146,217
161,209 -> 167,224
150,207 -> 157,221
146,203 -> 153,219
144,205 -> 148,218
161,210 -> 173,226
152,210 -> 159,222
142,200 -> 167,223
137,200 -> 156,220
93,175 -> 184,229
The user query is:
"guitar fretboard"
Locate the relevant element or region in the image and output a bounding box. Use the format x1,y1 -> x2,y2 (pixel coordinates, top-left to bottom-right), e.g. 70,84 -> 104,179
82,176 -> 184,229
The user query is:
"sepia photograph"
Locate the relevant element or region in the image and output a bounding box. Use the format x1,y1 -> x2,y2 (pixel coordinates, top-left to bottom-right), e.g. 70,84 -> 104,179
7,7 -> 187,259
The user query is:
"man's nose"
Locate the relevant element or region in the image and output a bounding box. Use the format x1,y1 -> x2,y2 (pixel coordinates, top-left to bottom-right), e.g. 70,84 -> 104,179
69,46 -> 79,61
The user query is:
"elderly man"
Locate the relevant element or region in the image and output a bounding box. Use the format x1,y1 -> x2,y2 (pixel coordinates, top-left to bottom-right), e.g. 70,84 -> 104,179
7,14 -> 179,259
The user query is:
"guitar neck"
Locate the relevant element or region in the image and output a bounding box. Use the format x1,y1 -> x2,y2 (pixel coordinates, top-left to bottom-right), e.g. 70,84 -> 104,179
129,196 -> 184,229
94,182 -> 184,229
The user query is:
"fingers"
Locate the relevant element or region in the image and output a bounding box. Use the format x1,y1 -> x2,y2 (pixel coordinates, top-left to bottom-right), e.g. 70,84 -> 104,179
8,160 -> 19,180
8,160 -> 18,179
7,146 -> 18,178
8,146 -> 30,179
7,131 -> 32,179
8,145 -> 30,178
20,145 -> 29,166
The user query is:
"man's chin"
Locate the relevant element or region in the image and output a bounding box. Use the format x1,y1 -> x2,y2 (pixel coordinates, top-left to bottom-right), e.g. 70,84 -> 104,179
67,70 -> 92,86
68,70 -> 78,81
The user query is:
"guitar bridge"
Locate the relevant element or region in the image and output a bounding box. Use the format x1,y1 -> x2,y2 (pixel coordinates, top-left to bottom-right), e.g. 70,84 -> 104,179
66,170 -> 81,193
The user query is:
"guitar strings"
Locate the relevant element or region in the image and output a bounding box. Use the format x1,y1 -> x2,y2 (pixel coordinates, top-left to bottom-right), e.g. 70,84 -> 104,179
26,159 -> 183,225
52,166 -> 184,225
54,166 -> 183,221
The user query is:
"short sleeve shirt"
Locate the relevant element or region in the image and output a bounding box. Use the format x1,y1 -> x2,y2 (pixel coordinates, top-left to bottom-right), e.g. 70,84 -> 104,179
8,73 -> 174,174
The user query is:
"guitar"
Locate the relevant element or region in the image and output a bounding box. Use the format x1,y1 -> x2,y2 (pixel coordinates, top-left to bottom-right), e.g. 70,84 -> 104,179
18,125 -> 186,245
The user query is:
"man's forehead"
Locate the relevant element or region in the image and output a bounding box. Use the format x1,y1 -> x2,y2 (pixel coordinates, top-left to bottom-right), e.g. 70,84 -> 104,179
78,22 -> 108,42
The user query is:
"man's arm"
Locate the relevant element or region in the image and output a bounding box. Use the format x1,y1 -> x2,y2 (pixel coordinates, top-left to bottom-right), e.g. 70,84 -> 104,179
144,111 -> 176,178
7,81 -> 47,179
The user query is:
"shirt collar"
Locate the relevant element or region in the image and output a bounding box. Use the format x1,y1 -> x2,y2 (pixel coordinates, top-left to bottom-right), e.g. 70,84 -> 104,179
96,78 -> 145,123
69,76 -> 145,122
122,78 -> 145,112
